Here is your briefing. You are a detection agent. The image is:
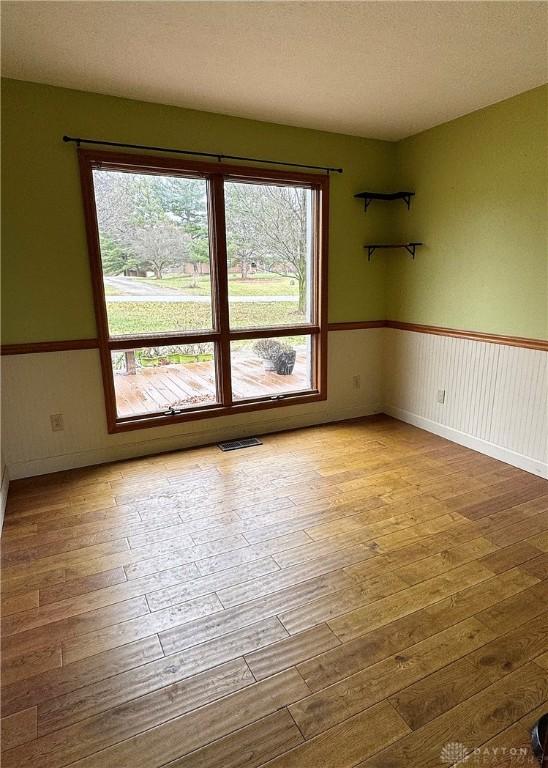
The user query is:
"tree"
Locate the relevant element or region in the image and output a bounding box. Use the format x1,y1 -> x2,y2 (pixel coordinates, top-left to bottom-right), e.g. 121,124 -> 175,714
94,171 -> 195,278
93,172 -> 311,305
184,229 -> 210,287
131,224 -> 184,279
258,185 -> 310,314
225,183 -> 311,313
225,184 -> 261,279
154,176 -> 208,230
99,234 -> 141,276
155,177 -> 211,283
94,171 -> 151,274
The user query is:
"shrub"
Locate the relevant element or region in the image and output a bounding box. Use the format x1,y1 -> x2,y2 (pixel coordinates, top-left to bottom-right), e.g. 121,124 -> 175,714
253,338 -> 283,362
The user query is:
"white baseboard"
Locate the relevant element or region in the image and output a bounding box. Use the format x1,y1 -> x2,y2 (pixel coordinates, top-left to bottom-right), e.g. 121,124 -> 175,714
1,466 -> 10,533
7,404 -> 382,480
384,406 -> 548,479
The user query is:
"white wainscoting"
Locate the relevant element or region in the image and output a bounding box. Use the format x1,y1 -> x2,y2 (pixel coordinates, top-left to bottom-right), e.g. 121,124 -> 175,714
1,329 -> 384,479
3,327 -> 546,481
384,329 -> 548,478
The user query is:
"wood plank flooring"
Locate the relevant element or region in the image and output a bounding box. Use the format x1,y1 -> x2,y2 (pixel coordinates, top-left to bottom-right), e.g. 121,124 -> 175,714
1,415 -> 547,767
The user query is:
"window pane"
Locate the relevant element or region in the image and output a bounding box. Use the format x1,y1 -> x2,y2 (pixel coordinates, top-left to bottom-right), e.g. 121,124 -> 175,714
224,182 -> 314,329
112,344 -> 217,418
93,170 -> 214,336
230,335 -> 313,401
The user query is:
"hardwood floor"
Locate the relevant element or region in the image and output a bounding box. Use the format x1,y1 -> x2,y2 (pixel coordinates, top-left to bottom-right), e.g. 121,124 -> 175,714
1,415 -> 547,767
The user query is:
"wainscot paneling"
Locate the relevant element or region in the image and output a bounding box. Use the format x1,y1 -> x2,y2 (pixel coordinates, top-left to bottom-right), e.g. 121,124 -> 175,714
384,328 -> 548,478
1,330 -> 384,479
2,326 -> 546,479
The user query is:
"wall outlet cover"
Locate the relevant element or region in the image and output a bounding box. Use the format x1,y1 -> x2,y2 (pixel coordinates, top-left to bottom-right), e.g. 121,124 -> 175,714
50,413 -> 64,432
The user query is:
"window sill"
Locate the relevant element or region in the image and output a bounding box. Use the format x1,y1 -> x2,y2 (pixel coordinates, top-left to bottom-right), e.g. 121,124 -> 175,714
109,390 -> 326,433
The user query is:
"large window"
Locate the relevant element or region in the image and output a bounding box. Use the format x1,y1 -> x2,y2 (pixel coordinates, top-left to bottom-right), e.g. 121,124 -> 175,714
79,150 -> 328,432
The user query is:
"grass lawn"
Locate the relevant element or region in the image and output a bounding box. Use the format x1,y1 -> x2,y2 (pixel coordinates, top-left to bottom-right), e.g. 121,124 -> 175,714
136,273 -> 299,296
106,300 -> 306,335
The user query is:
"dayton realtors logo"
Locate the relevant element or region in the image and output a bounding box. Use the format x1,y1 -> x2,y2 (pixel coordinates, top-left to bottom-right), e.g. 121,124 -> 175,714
440,741 -> 533,765
441,742 -> 470,764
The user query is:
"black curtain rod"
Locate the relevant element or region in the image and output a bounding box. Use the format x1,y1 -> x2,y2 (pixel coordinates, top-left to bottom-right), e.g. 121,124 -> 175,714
62,135 -> 343,174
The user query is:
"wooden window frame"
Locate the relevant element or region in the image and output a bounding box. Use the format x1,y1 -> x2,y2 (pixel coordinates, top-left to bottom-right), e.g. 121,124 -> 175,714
78,149 -> 329,433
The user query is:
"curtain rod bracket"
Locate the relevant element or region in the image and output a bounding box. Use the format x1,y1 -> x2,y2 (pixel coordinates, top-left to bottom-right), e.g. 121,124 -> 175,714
62,135 -> 343,174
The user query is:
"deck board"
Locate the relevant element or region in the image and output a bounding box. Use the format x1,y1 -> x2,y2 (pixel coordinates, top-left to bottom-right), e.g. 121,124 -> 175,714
113,351 -> 309,416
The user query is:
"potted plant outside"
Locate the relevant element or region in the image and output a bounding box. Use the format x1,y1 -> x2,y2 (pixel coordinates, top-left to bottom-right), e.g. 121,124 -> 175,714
253,339 -> 283,371
274,345 -> 297,375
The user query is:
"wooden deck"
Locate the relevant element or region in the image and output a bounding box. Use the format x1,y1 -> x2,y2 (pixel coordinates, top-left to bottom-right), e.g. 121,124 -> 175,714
113,351 -> 310,417
2,417 -> 547,767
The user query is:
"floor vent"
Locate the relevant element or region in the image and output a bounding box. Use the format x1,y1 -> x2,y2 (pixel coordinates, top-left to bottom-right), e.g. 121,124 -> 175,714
218,437 -> 263,452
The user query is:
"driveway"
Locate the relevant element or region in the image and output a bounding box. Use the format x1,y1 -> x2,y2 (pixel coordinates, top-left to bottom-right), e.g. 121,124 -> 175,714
104,276 -> 180,296
106,294 -> 297,303
104,276 -> 296,303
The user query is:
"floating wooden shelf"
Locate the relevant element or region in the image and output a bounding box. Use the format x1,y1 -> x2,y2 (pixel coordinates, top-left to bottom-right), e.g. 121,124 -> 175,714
355,191 -> 415,212
365,242 -> 423,261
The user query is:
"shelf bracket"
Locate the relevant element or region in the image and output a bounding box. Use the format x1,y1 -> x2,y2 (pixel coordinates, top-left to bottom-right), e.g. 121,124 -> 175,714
367,246 -> 377,261
404,243 -> 418,259
402,194 -> 412,210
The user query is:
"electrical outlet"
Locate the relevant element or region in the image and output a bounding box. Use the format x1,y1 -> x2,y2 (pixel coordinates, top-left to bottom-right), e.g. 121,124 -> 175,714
50,413 -> 64,432
353,375 -> 361,390
437,389 -> 446,404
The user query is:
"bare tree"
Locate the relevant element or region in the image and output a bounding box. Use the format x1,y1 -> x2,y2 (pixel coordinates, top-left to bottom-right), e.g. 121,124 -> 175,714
131,224 -> 185,279
225,182 -> 311,313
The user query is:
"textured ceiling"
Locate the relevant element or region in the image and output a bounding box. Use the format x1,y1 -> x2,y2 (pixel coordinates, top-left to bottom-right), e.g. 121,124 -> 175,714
2,1 -> 547,140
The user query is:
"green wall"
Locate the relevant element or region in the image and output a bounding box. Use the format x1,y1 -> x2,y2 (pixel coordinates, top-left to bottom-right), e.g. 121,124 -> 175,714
388,85 -> 548,340
2,80 -> 546,344
0,79 -> 395,344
